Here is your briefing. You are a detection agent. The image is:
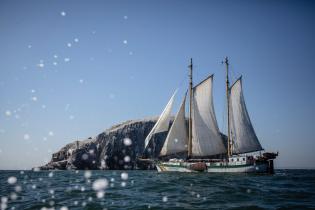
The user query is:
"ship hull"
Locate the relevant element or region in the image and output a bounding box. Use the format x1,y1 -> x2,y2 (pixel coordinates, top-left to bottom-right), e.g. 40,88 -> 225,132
156,162 -> 268,173
206,163 -> 268,173
156,155 -> 274,173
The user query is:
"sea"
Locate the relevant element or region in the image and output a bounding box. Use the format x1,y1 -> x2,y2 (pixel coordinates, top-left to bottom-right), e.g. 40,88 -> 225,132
0,170 -> 315,210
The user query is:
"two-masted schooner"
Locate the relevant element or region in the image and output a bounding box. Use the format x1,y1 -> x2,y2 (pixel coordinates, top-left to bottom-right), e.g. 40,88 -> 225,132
141,57 -> 278,173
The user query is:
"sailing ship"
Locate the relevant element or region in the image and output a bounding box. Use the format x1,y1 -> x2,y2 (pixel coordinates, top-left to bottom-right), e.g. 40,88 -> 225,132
141,57 -> 278,173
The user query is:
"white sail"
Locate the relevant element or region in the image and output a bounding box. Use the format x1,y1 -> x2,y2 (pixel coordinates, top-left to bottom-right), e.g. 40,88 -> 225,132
192,75 -> 226,156
144,90 -> 177,150
229,77 -> 262,154
160,94 -> 188,156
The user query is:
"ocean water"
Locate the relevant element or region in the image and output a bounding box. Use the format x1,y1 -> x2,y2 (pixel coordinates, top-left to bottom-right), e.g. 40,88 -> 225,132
0,170 -> 315,210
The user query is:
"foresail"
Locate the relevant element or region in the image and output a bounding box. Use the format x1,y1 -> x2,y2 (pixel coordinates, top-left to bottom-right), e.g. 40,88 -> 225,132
144,90 -> 177,150
160,94 -> 188,156
229,77 -> 262,154
192,75 -> 226,156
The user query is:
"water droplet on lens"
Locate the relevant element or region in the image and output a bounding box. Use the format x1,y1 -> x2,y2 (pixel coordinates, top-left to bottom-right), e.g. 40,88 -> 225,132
84,170 -> 92,179
121,172 -> 128,180
162,196 -> 168,202
7,176 -> 17,185
92,179 -> 108,191
123,138 -> 132,146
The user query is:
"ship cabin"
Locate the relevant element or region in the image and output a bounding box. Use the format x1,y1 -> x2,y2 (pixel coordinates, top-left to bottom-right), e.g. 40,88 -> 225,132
228,156 -> 254,166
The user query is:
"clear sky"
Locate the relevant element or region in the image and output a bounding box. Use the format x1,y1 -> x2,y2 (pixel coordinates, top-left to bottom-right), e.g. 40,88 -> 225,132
0,0 -> 314,169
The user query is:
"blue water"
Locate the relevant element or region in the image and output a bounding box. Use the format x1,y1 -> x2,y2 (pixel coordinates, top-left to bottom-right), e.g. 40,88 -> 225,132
0,170 -> 315,210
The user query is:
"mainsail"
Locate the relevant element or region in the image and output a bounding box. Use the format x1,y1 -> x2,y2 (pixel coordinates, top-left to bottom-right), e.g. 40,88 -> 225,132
191,75 -> 226,156
229,77 -> 262,154
143,91 -> 177,150
160,94 -> 188,156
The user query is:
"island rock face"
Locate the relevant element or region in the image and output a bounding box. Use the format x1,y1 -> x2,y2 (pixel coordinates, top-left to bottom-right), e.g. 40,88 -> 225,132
40,117 -> 165,170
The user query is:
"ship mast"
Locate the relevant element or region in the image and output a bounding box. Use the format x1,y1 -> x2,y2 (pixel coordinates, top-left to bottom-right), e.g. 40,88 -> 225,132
223,56 -> 231,158
188,58 -> 193,159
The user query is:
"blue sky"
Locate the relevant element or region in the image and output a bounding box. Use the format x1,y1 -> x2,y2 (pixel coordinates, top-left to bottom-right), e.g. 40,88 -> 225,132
0,0 -> 314,169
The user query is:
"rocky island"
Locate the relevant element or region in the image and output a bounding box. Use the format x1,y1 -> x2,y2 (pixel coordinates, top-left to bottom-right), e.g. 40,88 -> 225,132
39,117 -> 164,170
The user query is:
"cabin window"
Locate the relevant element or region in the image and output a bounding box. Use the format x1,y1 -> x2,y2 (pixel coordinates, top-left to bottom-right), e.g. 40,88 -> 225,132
243,158 -> 245,161
237,158 -> 239,161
